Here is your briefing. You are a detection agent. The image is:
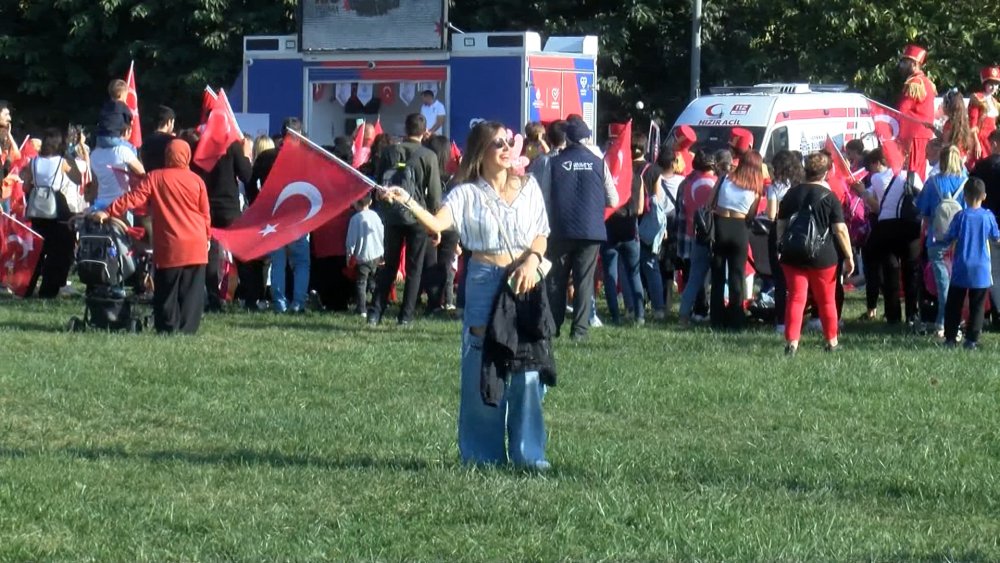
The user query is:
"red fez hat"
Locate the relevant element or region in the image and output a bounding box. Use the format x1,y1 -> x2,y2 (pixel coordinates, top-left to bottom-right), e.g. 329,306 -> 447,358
982,66 -> 1000,84
729,127 -> 753,153
900,44 -> 927,65
675,125 -> 696,150
608,123 -> 627,137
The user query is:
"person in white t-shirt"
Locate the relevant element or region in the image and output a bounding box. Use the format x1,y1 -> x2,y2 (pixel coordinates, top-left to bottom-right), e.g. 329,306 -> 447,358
419,90 -> 446,137
857,147 -> 924,325
89,124 -> 145,210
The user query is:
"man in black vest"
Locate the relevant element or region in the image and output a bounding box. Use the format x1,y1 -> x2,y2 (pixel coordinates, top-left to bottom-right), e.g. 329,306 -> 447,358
547,118 -> 619,341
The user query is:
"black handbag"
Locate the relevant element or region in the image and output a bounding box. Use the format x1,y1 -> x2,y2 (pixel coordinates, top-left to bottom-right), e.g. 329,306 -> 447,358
693,176 -> 724,246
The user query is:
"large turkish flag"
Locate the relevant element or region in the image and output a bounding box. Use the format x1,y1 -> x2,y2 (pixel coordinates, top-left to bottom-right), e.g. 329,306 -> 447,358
212,132 -> 375,261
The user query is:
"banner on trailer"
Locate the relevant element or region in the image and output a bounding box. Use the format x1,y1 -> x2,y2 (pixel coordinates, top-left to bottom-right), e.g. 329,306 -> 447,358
300,0 -> 446,51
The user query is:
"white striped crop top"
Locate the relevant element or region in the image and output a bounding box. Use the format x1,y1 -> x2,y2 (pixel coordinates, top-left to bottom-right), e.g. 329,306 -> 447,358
444,176 -> 551,254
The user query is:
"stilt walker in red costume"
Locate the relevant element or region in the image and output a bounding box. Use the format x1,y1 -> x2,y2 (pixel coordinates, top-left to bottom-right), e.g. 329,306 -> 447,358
897,44 -> 937,179
969,66 -> 1000,161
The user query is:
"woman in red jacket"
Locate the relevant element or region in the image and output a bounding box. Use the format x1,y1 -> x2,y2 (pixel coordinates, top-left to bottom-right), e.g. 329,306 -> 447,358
94,139 -> 211,334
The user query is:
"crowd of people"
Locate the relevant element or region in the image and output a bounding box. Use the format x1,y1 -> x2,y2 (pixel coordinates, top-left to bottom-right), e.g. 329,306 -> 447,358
6,44 -> 1000,467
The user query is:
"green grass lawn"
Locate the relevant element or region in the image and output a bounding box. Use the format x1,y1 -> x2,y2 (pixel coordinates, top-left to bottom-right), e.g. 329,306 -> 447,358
1,294 -> 999,561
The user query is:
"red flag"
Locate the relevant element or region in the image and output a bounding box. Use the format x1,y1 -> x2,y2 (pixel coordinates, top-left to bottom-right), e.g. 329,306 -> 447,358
124,61 -> 142,148
603,120 -> 634,220
865,99 -> 912,175
446,140 -> 462,175
219,250 -> 239,302
0,212 -> 43,297
351,121 -> 367,168
825,136 -> 857,184
312,83 -> 327,102
194,89 -> 243,172
373,116 -> 383,137
379,83 -> 396,105
212,131 -> 374,261
822,137 -> 852,204
199,86 -> 217,129
10,135 -> 36,173
3,136 -> 34,219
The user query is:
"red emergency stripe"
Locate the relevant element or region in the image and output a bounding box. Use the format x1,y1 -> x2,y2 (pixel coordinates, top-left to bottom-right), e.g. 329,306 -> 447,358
774,108 -> 856,123
357,68 -> 447,80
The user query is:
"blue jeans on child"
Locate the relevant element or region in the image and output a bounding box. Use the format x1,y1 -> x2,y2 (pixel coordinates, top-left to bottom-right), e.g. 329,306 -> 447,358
928,242 -> 950,330
459,259 -> 548,468
269,236 -> 310,312
679,241 -> 711,319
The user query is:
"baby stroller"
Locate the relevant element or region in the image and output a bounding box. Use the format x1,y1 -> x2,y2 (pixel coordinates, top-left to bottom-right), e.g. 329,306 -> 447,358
67,216 -> 150,333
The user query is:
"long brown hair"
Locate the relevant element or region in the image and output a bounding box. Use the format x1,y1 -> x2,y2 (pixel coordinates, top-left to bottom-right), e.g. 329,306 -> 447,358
944,92 -> 974,154
728,150 -> 765,194
454,121 -> 523,191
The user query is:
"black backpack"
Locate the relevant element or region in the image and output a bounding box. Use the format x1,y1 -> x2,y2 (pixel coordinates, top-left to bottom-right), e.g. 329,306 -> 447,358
885,171 -> 921,224
779,191 -> 830,263
76,218 -> 136,287
379,144 -> 425,225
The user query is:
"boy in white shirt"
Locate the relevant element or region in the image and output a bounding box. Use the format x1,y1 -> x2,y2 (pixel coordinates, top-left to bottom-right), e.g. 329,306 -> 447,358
346,192 -> 385,316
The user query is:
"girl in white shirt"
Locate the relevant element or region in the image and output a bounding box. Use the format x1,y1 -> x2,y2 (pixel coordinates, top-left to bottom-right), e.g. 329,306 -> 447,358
382,121 -> 552,470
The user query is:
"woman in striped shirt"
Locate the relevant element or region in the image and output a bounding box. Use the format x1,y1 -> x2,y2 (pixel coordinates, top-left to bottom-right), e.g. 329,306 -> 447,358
381,121 -> 552,470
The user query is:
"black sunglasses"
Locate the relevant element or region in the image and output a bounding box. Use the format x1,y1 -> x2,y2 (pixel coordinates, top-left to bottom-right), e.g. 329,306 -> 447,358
489,138 -> 512,150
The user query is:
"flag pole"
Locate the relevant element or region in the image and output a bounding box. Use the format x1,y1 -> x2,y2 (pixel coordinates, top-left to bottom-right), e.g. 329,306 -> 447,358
826,134 -> 858,182
285,129 -> 380,190
1,211 -> 43,238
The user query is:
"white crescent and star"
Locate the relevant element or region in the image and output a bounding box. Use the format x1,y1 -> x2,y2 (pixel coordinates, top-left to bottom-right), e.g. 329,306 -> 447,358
874,114 -> 900,140
6,233 -> 32,260
258,181 -> 324,237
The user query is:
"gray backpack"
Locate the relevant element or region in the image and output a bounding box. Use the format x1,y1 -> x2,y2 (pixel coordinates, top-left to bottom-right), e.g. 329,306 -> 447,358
25,157 -> 63,220
931,178 -> 966,240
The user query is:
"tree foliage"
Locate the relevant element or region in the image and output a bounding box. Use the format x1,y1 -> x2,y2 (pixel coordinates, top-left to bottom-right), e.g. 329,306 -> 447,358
452,0 -> 1000,130
0,0 -> 296,131
2,0 -> 1000,135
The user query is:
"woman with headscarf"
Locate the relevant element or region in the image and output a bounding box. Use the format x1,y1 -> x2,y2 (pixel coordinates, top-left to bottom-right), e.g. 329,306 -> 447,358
94,139 -> 211,334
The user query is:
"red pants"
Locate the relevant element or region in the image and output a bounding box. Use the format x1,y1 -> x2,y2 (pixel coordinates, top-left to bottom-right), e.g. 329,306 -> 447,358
782,264 -> 838,342
906,138 -> 929,181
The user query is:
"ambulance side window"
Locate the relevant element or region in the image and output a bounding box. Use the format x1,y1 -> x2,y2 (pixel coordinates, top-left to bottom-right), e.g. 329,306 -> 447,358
767,127 -> 789,161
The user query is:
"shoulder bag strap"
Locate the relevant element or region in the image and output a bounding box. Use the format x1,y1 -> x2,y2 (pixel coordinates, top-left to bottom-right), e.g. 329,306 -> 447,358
482,185 -> 519,264
661,178 -> 678,207
879,175 -> 896,210
709,174 -> 725,209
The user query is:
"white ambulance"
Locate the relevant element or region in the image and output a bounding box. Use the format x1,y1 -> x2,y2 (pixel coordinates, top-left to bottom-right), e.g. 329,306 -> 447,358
670,83 -> 879,160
